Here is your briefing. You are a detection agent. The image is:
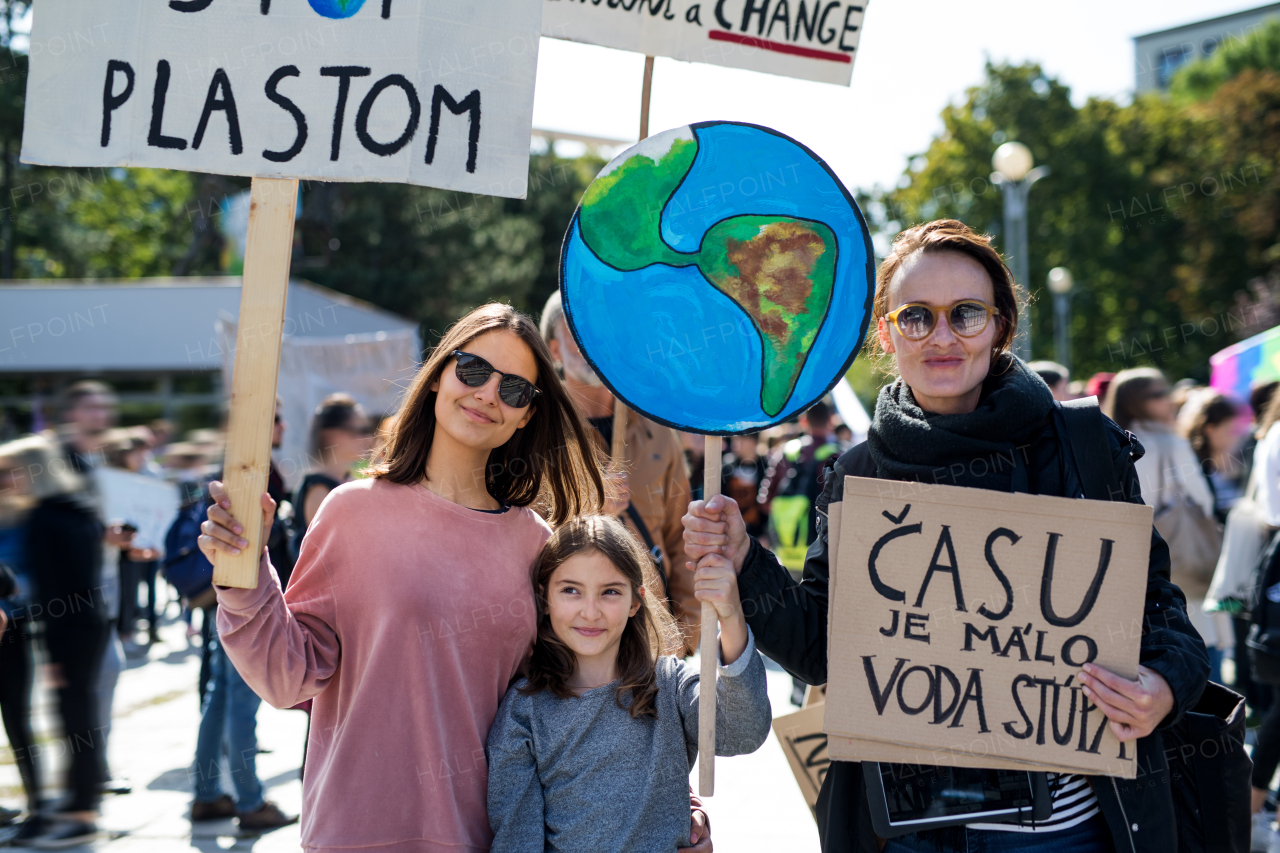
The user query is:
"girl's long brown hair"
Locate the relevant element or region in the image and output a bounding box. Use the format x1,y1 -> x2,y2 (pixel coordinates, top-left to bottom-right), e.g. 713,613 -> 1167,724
522,516 -> 682,719
369,303 -> 603,525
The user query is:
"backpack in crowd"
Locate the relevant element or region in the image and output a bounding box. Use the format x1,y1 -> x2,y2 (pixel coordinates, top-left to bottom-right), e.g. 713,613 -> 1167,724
1057,397 -> 1251,853
163,490 -> 215,608
1247,530 -> 1280,684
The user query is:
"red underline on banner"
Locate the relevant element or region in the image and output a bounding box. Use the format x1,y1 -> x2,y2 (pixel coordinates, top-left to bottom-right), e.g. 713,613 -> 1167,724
707,31 -> 853,63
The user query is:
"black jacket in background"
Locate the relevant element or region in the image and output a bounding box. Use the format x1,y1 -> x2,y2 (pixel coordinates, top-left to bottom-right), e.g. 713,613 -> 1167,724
736,414 -> 1210,853
27,494 -> 110,654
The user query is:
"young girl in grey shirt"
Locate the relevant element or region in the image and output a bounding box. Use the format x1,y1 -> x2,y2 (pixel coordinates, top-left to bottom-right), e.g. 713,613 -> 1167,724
486,515 -> 771,852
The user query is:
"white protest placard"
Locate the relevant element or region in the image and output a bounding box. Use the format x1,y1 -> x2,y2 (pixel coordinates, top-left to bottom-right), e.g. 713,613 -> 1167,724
542,0 -> 867,86
94,468 -> 182,556
22,0 -> 542,198
825,476 -> 1153,779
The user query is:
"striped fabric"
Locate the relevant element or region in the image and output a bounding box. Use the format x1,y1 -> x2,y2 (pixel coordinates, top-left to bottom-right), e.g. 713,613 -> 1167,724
968,774 -> 1101,834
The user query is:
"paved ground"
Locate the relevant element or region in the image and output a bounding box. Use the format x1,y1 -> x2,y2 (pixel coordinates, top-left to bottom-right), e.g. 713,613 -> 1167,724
0,610 -> 820,851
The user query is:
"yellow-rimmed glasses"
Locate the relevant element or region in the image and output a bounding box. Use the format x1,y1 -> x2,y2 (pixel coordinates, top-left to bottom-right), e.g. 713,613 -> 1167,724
884,300 -> 1000,341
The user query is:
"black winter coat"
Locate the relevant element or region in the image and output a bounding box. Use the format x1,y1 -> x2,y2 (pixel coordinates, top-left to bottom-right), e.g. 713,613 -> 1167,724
737,413 -> 1210,853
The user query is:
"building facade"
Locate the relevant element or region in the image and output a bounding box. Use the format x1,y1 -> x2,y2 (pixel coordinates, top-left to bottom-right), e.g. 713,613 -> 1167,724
1134,3 -> 1280,92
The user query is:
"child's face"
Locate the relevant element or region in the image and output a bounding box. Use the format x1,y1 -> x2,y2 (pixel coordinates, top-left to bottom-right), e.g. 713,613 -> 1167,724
546,551 -> 642,673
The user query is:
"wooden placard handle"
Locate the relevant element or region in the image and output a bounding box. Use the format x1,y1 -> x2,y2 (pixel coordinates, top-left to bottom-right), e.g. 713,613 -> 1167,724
639,55 -> 655,141
610,397 -> 627,465
699,433 -> 723,796
213,177 -> 299,589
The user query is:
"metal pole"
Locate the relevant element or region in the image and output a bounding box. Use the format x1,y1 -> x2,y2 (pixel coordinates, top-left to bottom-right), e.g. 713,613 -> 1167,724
992,167 -> 1049,363
1012,182 -> 1030,362
1054,292 -> 1070,373
996,178 -> 1030,362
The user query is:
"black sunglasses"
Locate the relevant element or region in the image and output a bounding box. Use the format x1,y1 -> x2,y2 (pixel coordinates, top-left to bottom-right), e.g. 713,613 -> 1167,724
452,351 -> 541,409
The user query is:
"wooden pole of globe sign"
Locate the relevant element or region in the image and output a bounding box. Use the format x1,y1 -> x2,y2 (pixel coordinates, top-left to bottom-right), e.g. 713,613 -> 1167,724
560,122 -> 874,799
699,436 -> 722,794
215,178 -> 299,588
626,56 -> 722,794
610,55 -> 656,469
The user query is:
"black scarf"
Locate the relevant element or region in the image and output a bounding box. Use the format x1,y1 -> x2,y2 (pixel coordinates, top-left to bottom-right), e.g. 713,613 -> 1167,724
866,355 -> 1055,492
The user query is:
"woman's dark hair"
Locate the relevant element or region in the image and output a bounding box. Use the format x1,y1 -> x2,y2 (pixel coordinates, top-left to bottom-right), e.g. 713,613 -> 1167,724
869,219 -> 1018,364
1103,367 -> 1168,431
1252,380 -> 1279,435
369,302 -> 603,525
104,428 -> 148,470
522,515 -> 682,719
1181,392 -> 1241,467
308,393 -> 367,461
1259,384 -> 1280,440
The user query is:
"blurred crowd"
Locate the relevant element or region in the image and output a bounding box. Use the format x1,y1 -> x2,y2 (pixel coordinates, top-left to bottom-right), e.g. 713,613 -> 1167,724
0,381 -> 380,846
0,348 -> 1278,847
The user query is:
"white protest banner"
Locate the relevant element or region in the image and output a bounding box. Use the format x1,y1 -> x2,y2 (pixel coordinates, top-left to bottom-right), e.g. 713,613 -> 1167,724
21,0 -> 545,587
94,468 -> 181,556
825,476 -> 1153,778
22,0 -> 541,198
542,0 -> 867,86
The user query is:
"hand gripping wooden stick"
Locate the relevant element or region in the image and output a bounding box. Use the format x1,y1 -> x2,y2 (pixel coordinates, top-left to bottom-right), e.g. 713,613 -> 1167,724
699,434 -> 723,796
213,177 -> 299,589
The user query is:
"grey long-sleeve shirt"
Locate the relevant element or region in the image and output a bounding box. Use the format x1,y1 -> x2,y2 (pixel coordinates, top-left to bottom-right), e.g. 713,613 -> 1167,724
485,629 -> 772,853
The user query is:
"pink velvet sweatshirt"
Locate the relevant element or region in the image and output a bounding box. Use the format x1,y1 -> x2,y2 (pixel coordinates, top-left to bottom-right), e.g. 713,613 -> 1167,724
215,478 -> 550,853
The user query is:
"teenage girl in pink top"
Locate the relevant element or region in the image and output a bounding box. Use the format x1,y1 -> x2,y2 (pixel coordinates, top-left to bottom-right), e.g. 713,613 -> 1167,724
195,304 -> 709,853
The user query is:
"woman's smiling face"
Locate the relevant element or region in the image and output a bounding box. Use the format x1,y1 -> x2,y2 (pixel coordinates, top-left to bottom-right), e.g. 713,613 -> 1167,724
431,329 -> 537,453
877,250 -> 1003,415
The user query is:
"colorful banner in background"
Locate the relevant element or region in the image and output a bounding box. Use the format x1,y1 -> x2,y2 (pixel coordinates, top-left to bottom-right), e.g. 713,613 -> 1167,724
1211,324 -> 1280,407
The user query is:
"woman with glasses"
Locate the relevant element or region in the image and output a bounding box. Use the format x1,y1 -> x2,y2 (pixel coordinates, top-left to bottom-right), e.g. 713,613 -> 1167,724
192,304 -> 613,852
683,219 -> 1208,853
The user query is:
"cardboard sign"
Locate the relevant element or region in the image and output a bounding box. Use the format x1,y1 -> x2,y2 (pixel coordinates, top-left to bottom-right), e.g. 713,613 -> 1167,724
94,468 -> 181,556
825,477 -> 1153,779
21,0 -> 541,198
542,0 -> 867,86
773,702 -> 829,813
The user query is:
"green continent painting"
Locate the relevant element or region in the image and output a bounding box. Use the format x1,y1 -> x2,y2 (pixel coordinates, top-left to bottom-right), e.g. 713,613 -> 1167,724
562,122 -> 873,435
700,216 -> 835,416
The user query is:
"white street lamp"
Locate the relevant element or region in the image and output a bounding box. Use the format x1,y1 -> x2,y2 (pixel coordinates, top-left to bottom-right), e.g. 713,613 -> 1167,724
1047,267 -> 1074,373
1047,266 -> 1073,295
992,142 -> 1050,362
992,142 -> 1034,182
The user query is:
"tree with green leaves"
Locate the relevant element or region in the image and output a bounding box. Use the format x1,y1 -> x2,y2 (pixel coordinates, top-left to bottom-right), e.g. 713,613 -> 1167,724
867,55 -> 1277,385
295,151 -> 602,346
1170,17 -> 1280,102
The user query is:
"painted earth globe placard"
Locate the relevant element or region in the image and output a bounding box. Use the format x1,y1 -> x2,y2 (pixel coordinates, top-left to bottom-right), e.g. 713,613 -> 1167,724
561,121 -> 874,435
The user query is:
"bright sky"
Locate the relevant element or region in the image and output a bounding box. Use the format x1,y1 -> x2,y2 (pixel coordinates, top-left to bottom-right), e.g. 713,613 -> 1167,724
532,0 -> 1266,194
10,1 -> 1262,196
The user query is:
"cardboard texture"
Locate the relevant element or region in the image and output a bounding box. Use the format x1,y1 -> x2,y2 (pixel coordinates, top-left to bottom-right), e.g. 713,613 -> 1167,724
542,0 -> 867,86
824,476 -> 1152,779
824,499 -> 1059,772
22,0 -> 540,197
772,703 -> 830,813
